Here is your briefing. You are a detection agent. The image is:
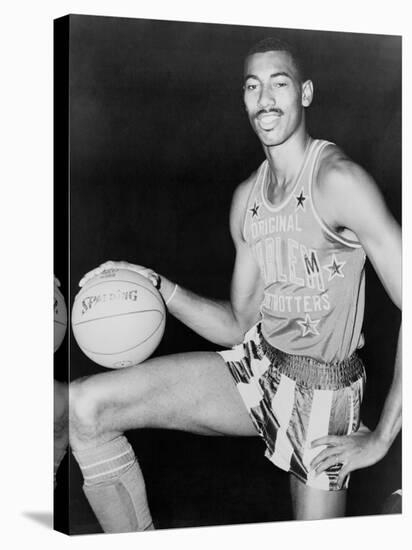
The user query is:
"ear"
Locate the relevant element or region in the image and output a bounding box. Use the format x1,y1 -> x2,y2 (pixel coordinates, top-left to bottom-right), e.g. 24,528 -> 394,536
301,80 -> 314,107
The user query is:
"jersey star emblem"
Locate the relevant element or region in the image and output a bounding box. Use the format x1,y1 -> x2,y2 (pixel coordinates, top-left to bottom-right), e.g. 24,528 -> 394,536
295,189 -> 306,210
297,314 -> 320,337
249,201 -> 260,218
324,254 -> 346,281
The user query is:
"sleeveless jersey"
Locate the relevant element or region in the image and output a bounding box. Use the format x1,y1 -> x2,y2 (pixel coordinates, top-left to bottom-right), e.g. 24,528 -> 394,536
243,139 -> 366,363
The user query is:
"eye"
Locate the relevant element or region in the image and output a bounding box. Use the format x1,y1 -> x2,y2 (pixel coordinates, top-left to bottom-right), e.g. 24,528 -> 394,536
244,82 -> 259,92
273,81 -> 287,88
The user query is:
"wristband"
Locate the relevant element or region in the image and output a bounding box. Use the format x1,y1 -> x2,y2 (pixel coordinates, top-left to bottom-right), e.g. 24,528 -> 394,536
165,284 -> 178,306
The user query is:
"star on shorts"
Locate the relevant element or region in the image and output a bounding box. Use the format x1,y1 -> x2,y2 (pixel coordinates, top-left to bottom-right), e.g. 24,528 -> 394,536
324,254 -> 346,281
249,201 -> 260,218
297,314 -> 320,337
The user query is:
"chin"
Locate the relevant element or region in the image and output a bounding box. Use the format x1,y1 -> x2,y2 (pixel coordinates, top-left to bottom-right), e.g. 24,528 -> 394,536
254,126 -> 282,147
259,134 -> 284,148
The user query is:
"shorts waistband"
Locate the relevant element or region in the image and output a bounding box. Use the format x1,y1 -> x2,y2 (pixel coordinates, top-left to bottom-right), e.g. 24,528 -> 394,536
258,330 -> 365,389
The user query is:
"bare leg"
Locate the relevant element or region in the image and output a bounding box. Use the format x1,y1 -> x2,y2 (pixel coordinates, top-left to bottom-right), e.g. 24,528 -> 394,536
70,352 -> 257,441
290,474 -> 346,520
69,352 -> 257,532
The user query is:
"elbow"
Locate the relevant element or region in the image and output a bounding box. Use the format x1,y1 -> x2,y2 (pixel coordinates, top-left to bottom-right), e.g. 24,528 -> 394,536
215,306 -> 260,348
214,322 -> 247,349
221,316 -> 258,348
215,328 -> 244,349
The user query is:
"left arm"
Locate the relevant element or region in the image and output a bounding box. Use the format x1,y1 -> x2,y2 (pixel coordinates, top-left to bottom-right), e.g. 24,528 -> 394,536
311,159 -> 401,487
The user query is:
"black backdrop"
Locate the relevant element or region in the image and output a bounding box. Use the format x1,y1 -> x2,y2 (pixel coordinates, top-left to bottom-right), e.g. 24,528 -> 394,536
55,14 -> 401,533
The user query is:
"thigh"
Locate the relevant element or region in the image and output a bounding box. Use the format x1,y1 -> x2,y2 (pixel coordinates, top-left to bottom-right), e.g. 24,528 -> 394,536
289,475 -> 346,520
79,351 -> 258,437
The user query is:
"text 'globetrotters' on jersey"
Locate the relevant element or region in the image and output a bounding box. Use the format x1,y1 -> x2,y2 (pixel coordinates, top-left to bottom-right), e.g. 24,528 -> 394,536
243,139 -> 366,363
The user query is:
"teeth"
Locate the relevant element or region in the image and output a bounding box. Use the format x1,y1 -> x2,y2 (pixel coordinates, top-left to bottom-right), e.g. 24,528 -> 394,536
258,114 -> 279,129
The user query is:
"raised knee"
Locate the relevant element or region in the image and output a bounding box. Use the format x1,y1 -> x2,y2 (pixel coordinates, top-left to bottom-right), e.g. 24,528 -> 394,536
69,375 -> 106,444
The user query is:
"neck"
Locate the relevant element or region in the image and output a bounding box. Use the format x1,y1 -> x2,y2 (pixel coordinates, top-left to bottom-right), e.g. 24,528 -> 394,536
264,132 -> 311,188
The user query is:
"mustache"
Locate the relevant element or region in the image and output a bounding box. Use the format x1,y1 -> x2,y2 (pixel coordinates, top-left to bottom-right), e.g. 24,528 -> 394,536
256,107 -> 284,117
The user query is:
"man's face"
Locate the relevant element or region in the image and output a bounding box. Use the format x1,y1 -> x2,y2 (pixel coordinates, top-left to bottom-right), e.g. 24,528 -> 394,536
243,50 -> 311,147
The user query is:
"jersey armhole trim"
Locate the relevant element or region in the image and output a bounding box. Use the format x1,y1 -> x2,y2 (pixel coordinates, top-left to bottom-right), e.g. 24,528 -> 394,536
241,160 -> 267,242
309,142 -> 363,250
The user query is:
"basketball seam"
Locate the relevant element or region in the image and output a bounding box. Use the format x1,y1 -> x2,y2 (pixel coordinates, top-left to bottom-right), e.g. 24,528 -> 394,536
78,315 -> 165,356
72,309 -> 163,327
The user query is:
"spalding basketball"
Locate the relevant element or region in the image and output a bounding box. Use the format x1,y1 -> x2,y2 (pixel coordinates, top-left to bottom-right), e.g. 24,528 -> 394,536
54,282 -> 68,352
71,268 -> 166,368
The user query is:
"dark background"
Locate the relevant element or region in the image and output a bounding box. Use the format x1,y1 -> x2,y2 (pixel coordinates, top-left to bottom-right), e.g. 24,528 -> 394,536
54,14 -> 401,534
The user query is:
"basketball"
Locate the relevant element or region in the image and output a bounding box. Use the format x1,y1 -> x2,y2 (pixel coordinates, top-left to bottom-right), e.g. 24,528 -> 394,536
54,281 -> 68,352
71,268 -> 166,368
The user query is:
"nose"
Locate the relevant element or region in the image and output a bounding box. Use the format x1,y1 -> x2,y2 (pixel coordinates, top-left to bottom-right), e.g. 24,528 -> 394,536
258,82 -> 275,110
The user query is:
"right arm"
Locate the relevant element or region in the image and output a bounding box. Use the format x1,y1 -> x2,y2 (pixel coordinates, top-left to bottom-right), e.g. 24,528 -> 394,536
164,176 -> 264,346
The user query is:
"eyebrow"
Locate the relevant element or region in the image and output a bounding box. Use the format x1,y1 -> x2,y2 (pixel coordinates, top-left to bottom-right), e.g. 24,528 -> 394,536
244,71 -> 292,83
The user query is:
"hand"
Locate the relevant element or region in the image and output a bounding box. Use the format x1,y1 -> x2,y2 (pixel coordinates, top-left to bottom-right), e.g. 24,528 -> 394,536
310,426 -> 389,489
54,275 -> 61,287
78,260 -> 160,288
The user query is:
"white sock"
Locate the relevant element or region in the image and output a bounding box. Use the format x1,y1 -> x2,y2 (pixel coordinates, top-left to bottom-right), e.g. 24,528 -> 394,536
73,436 -> 153,533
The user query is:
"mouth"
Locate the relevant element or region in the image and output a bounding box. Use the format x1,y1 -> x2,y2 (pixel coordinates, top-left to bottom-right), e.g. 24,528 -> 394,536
256,111 -> 282,131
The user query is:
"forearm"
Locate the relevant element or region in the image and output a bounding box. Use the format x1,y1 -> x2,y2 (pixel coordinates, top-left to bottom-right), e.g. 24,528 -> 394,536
374,325 -> 402,448
159,276 -> 250,347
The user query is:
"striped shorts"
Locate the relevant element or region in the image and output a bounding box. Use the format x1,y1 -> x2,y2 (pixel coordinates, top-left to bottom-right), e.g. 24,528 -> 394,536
218,323 -> 366,491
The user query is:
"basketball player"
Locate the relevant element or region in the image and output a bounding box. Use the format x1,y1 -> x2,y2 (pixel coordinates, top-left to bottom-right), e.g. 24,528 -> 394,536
69,38 -> 401,530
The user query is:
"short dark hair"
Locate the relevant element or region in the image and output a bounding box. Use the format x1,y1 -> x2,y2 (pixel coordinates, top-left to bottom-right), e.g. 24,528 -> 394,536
246,37 -> 306,81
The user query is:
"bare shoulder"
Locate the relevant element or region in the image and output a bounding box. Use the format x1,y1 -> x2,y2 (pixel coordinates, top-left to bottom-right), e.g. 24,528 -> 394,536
314,144 -> 386,231
229,170 -> 258,242
316,144 -> 376,198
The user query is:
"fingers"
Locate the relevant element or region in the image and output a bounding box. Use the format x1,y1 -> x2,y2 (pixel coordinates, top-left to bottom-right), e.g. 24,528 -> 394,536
135,267 -> 155,278
79,271 -> 98,287
336,466 -> 350,489
310,444 -> 350,488
311,435 -> 341,448
128,268 -> 161,289
313,454 -> 344,476
78,260 -> 147,287
147,272 -> 161,288
54,275 -> 61,287
78,261 -> 115,287
78,260 -> 160,289
310,435 -> 349,482
310,431 -> 378,489
310,445 -> 343,471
